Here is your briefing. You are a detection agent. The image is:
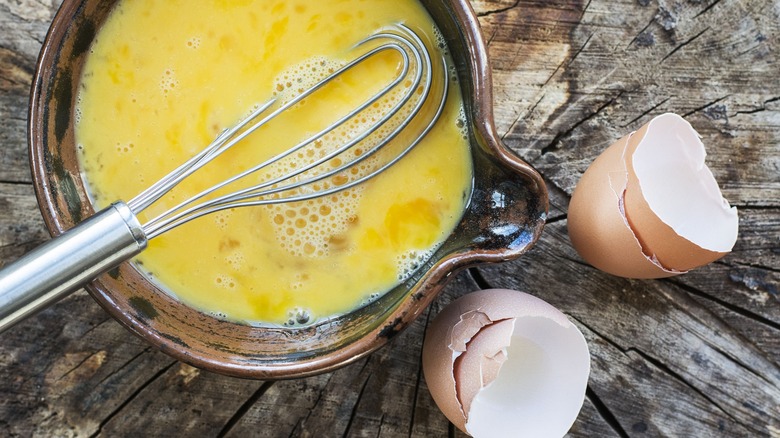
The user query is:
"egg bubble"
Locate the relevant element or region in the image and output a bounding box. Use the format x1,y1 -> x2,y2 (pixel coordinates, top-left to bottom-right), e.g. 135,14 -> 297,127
225,251 -> 245,270
455,104 -> 468,139
282,307 -> 313,326
395,248 -> 436,281
209,311 -> 228,320
186,36 -> 201,49
360,292 -> 383,307
214,274 -> 237,290
213,210 -> 233,231
432,26 -> 447,54
159,67 -> 180,96
448,63 -> 459,83
272,56 -> 343,105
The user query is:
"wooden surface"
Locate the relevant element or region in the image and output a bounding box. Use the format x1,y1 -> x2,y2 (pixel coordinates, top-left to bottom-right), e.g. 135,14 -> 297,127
1,0 -> 778,436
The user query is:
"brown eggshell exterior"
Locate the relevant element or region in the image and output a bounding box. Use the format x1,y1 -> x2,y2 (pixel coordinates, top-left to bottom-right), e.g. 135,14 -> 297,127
454,318 -> 514,419
623,119 -> 728,271
422,289 -> 572,434
568,134 -> 678,279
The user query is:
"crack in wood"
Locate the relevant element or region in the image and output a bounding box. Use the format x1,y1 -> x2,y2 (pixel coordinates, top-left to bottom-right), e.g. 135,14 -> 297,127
558,254 -> 591,269
77,316 -> 114,339
540,91 -> 625,156
585,386 -> 629,438
57,350 -> 105,382
526,92 -> 546,118
315,375 -> 335,407
665,278 -> 780,334
545,214 -> 567,224
88,360 -> 177,438
569,315 -> 626,354
475,0 -> 521,18
408,306 -> 433,437
358,355 -> 371,375
656,281 -> 780,389
287,417 -> 303,438
298,373 -> 334,430
737,43 -> 766,57
624,346 -> 748,432
542,172 -> 573,201
376,413 -> 385,437
705,337 -> 779,390
485,23 -> 499,48
468,267 -> 493,290
95,347 -> 153,386
694,0 -> 724,19
682,94 -> 731,118
0,238 -> 47,253
726,260 -> 780,275
572,315 -> 761,433
626,15 -> 657,49
568,32 -> 594,67
580,0 -> 592,21
342,375 -> 372,438
0,179 -> 33,186
660,27 -> 711,64
732,95 -> 780,117
733,204 -> 780,210
542,58 -> 567,89
733,106 -> 767,116
621,97 -> 672,128
501,92 -> 545,142
539,33 -> 593,91
216,381 -> 275,438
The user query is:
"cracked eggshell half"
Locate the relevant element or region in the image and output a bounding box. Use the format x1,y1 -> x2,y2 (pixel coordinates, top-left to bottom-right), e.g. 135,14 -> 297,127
422,289 -> 590,437
568,113 -> 738,278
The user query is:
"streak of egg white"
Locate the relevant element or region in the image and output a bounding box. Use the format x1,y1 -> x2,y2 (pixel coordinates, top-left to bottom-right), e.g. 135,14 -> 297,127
465,316 -> 590,438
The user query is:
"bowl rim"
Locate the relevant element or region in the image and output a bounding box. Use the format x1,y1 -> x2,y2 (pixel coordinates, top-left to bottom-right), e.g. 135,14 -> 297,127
28,0 -> 548,378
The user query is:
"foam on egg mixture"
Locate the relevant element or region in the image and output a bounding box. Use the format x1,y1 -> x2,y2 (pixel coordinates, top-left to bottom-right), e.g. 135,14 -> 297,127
76,0 -> 473,326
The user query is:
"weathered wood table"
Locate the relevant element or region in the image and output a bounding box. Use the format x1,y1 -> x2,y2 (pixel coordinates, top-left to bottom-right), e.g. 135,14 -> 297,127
1,0 -> 778,436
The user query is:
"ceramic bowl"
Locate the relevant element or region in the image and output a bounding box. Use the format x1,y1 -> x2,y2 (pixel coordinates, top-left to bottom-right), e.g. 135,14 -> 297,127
28,0 -> 548,379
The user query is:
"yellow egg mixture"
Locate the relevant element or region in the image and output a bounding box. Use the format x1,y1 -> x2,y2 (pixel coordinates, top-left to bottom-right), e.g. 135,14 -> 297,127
76,0 -> 472,326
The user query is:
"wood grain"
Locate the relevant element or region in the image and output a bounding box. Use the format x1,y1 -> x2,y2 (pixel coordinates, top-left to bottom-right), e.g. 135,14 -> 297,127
1,0 -> 778,436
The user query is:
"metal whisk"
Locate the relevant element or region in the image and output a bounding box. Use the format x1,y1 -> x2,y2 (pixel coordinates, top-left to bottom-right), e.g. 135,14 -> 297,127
0,25 -> 448,332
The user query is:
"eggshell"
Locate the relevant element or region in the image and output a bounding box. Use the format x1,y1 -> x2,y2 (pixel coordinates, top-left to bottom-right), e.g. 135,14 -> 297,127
422,289 -> 590,437
567,134 -> 679,278
455,318 -> 514,417
568,113 -> 738,278
623,114 -> 737,271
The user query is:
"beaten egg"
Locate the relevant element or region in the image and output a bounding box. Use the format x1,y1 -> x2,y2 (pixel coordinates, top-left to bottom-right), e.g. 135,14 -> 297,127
75,0 -> 473,325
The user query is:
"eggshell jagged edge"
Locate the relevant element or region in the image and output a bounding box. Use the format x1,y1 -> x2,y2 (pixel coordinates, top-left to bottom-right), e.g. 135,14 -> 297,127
624,114 -> 738,271
568,113 -> 738,278
422,289 -> 590,436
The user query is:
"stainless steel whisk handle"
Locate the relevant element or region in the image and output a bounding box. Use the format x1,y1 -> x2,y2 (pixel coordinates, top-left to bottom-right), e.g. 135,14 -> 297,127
0,202 -> 147,333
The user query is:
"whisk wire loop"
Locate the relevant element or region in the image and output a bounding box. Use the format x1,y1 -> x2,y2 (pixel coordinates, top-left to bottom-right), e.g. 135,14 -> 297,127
139,25 -> 448,239
141,40 -> 416,234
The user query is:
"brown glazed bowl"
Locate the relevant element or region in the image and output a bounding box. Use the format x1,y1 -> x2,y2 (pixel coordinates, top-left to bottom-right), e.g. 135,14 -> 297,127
29,0 -> 548,379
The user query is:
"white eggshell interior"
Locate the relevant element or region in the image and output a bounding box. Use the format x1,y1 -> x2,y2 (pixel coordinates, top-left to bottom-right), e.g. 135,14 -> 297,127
632,113 -> 738,252
465,316 -> 590,437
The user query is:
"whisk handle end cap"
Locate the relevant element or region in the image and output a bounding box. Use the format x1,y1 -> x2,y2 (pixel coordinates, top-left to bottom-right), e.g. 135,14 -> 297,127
0,201 -> 147,333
